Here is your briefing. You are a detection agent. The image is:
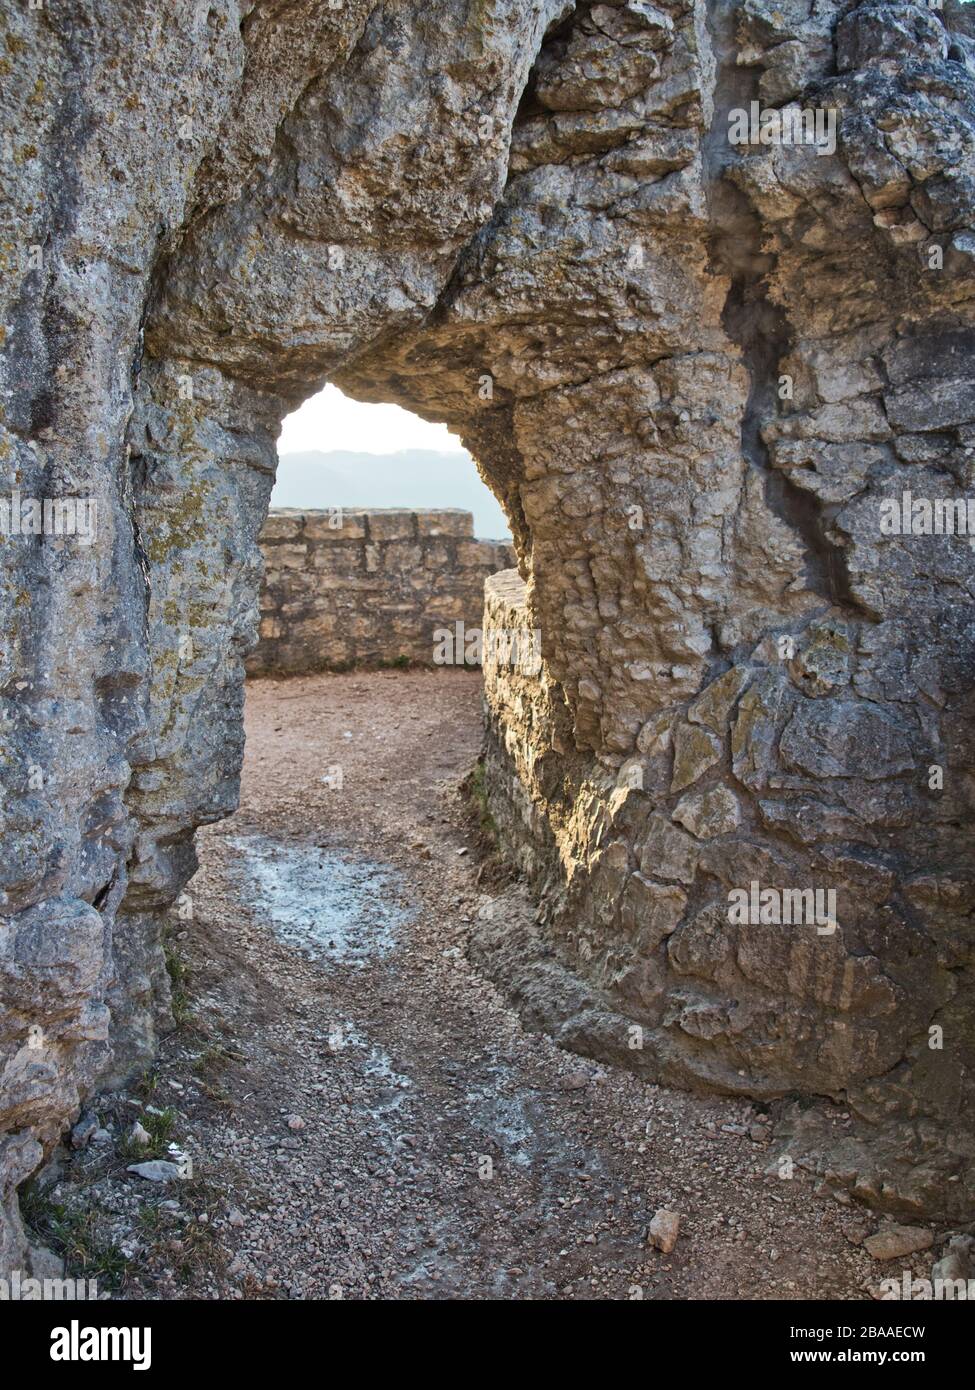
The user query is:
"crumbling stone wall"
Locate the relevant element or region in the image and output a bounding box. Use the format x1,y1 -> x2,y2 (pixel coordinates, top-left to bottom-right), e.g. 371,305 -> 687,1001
2,0 -> 975,1273
249,508 -> 514,674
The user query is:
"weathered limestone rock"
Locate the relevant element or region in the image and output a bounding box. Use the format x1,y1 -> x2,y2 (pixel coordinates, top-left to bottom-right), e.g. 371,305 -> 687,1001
470,0 -> 975,1221
672,785 -> 741,839
863,1224 -> 935,1262
648,1207 -> 681,1254
2,0 -> 975,1274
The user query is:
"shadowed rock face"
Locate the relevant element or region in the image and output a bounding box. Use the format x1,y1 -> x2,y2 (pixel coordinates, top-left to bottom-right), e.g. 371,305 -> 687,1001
1,0 -> 973,1271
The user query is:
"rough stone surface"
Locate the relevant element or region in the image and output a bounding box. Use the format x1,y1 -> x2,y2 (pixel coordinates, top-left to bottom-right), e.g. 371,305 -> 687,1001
471,0 -> 975,1228
863,1224 -> 935,1262
126,1160 -> 182,1184
648,1207 -> 681,1254
931,1233 -> 974,1290
2,0 -> 975,1275
672,785 -> 741,839
250,509 -> 514,673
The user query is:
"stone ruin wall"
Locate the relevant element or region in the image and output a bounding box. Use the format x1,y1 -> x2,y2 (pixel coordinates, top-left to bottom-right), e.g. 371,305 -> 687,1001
249,508 -> 514,674
3,0 -> 975,1274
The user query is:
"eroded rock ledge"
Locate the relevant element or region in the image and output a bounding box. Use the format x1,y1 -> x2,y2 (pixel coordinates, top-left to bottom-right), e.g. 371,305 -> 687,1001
2,0 -> 975,1271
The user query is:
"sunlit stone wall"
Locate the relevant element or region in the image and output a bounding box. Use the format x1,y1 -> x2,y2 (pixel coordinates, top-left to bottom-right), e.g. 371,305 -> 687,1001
250,509 -> 515,673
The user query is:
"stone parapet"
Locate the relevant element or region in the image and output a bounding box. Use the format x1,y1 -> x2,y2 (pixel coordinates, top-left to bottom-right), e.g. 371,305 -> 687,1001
249,508 -> 515,673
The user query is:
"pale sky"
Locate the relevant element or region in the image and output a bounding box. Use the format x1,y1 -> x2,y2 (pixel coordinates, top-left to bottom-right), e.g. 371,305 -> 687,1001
278,384 -> 462,455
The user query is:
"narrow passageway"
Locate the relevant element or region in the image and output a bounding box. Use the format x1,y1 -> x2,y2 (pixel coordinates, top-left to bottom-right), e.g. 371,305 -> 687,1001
125,670 -> 878,1300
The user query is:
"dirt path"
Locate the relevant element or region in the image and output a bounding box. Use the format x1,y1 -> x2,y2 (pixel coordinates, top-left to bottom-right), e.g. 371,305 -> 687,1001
56,671 -> 893,1300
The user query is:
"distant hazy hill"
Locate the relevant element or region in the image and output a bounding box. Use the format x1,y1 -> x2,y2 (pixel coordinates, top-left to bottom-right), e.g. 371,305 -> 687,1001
273,449 -> 512,540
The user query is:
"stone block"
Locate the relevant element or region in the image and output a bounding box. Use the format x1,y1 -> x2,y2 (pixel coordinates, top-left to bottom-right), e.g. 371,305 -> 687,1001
416,510 -> 473,538
458,540 -> 502,567
263,543 -> 307,569
366,511 -> 416,540
311,543 -> 363,573
381,543 -> 424,572
261,510 -> 305,541
304,510 -> 368,541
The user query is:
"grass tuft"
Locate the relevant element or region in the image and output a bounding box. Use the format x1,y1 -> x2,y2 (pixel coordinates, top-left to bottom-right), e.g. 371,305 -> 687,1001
20,1183 -> 129,1290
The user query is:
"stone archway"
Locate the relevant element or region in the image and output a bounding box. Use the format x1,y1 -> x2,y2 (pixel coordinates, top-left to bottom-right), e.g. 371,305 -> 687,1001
3,0 -> 975,1273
